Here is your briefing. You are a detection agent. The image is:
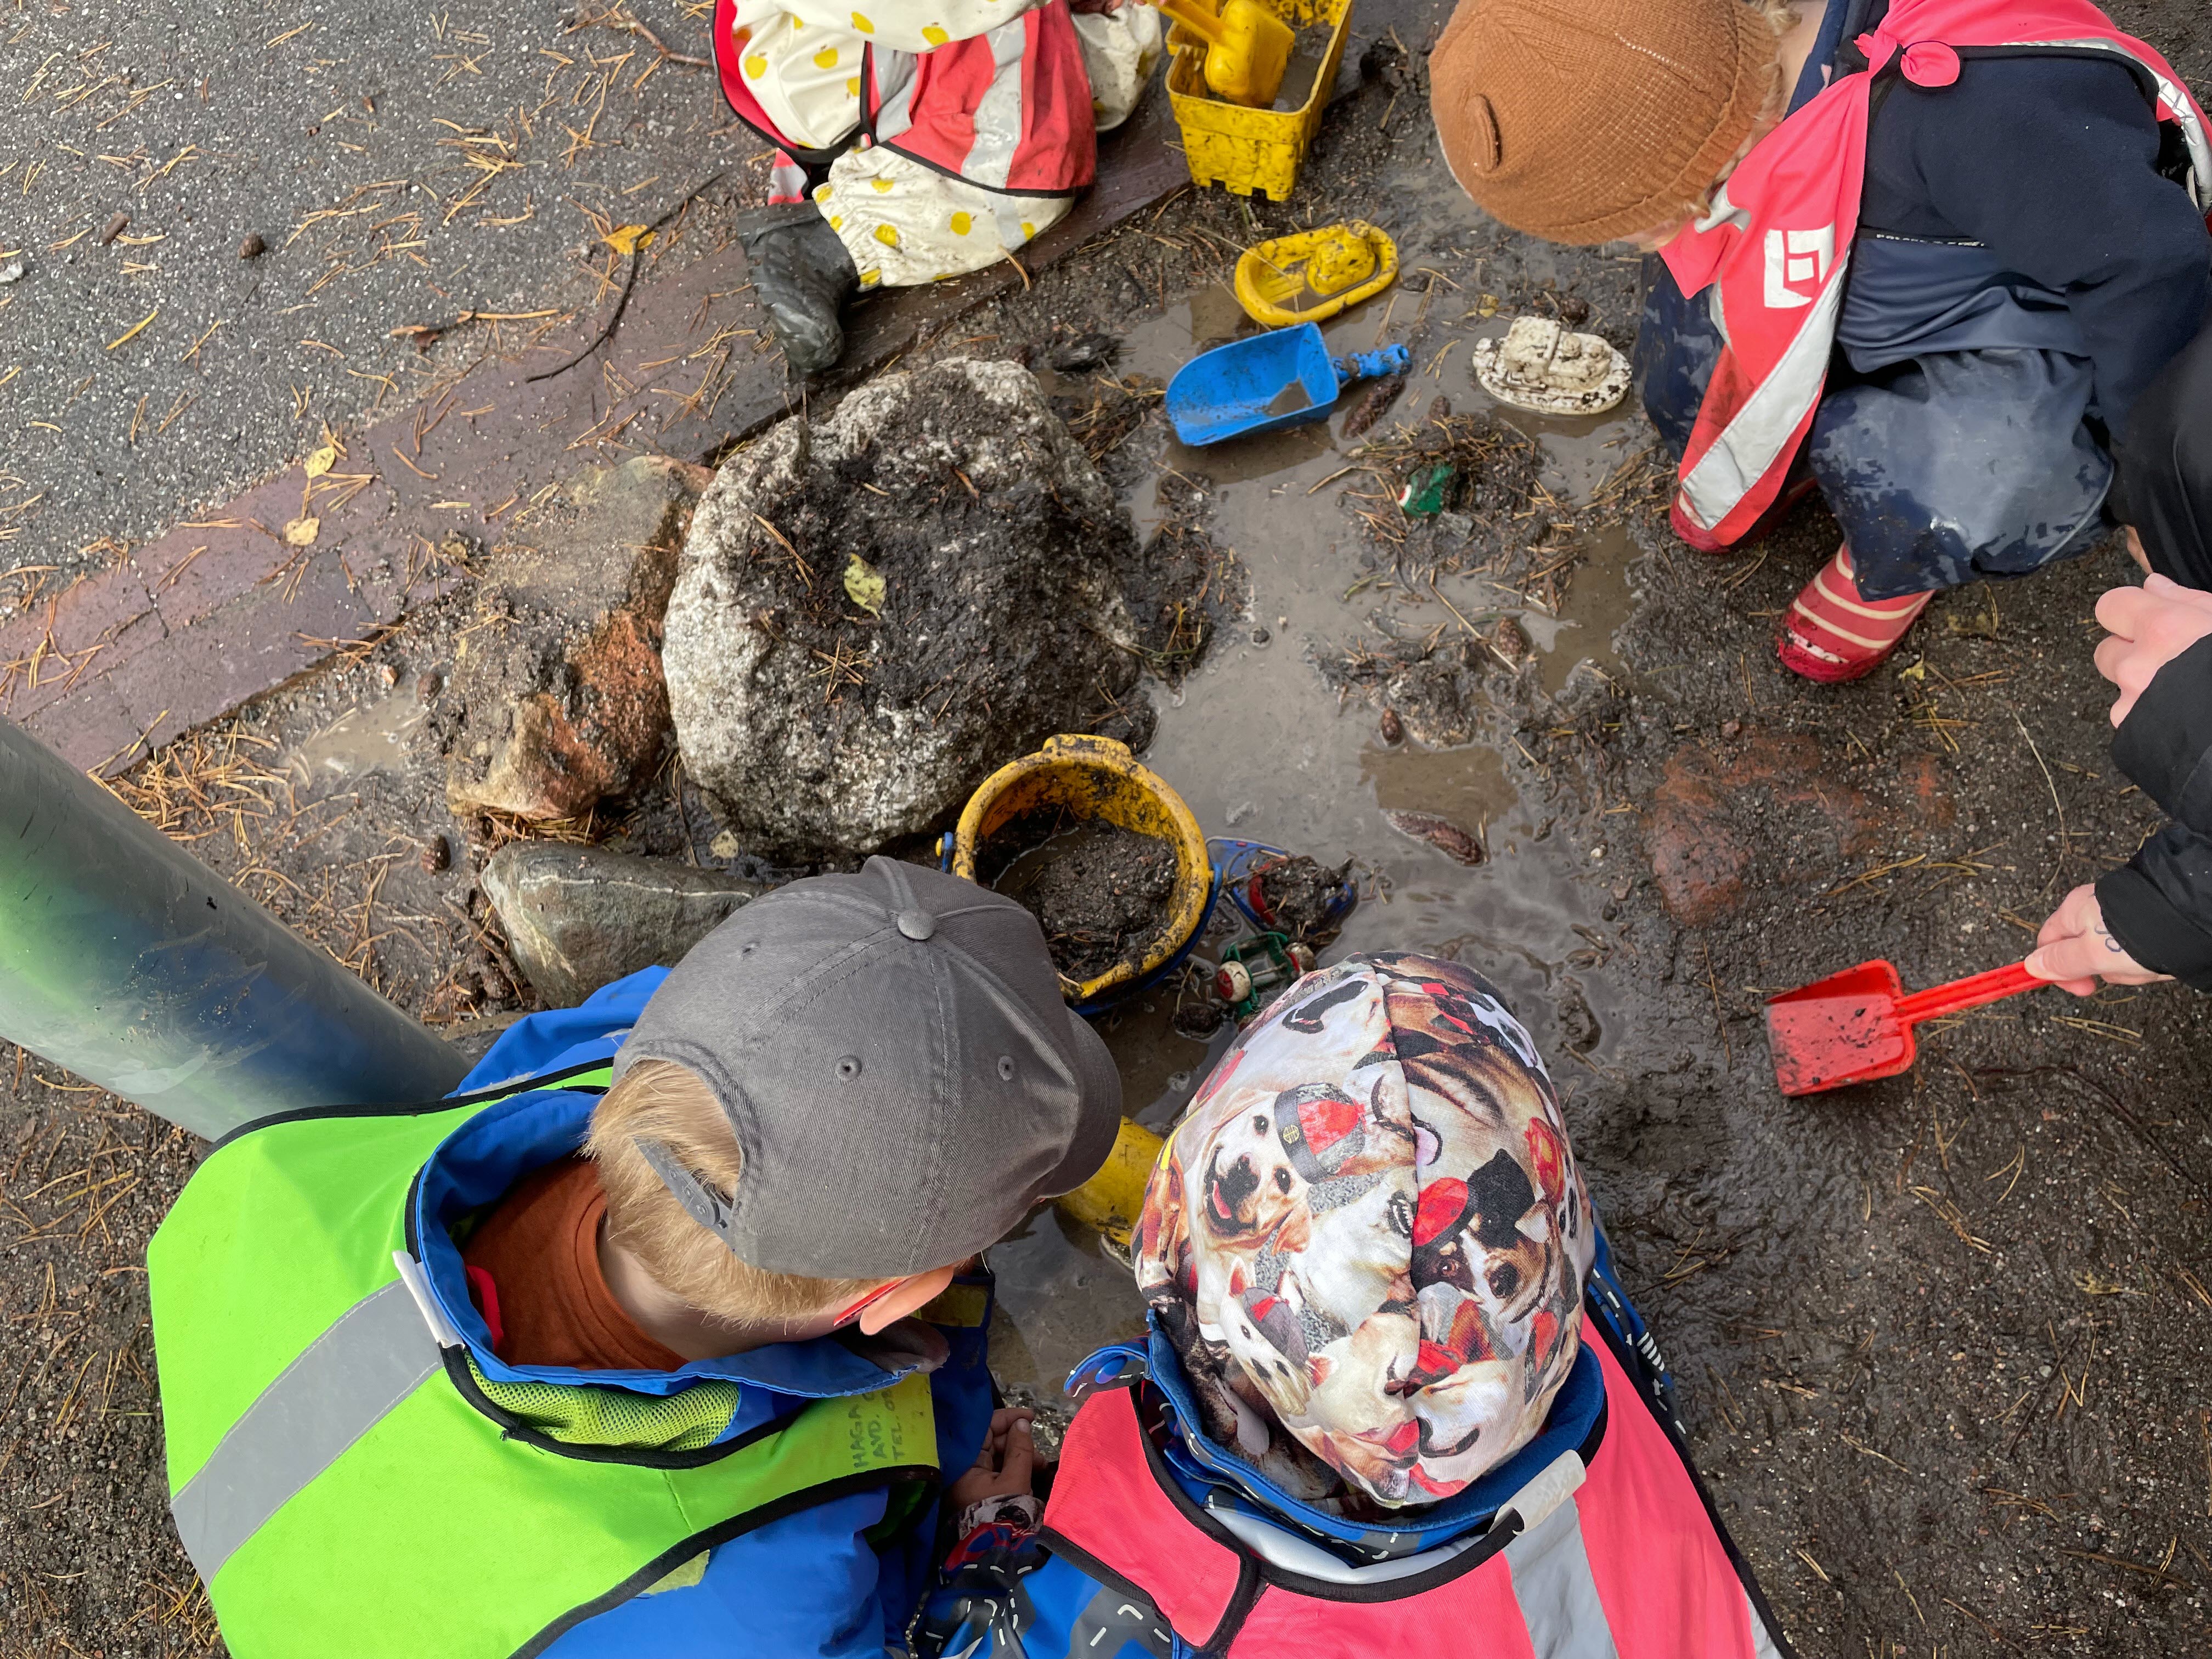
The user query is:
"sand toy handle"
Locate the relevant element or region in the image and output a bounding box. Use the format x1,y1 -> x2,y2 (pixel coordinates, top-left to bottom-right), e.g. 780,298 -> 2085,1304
1333,343 -> 1410,385
1154,0 -> 1230,49
1892,960 -> 2044,1025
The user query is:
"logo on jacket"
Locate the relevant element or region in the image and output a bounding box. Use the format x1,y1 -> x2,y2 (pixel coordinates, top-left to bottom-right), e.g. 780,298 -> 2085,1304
1762,225 -> 1835,309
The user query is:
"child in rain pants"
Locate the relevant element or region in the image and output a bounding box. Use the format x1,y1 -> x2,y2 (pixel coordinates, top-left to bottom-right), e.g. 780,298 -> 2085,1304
913,955 -> 1791,1659
1430,0 -> 2212,682
147,859 -> 1122,1657
712,0 -> 1160,374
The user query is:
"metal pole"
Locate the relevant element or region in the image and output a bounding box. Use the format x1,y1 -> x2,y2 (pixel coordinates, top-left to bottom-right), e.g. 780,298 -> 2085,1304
0,717 -> 467,1139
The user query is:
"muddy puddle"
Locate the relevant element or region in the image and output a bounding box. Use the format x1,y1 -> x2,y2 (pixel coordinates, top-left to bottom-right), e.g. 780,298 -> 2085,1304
284,684 -> 428,786
990,283 -> 1653,1393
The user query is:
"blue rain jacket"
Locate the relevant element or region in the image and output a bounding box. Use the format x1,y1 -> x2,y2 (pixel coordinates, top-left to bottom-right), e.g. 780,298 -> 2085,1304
438,971 -> 997,1657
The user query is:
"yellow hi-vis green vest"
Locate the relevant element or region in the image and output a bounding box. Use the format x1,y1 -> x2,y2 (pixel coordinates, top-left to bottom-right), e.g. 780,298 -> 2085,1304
148,1062 -> 939,1659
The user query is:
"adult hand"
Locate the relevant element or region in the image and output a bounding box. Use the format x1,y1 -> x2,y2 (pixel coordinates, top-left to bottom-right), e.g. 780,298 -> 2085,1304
947,1408 -> 1036,1509
2025,883 -> 2172,996
2093,573 -> 2212,726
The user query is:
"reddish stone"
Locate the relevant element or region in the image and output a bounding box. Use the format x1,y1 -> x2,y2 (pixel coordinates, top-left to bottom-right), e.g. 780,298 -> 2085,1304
441,456 -> 701,821
1644,732 -> 1917,927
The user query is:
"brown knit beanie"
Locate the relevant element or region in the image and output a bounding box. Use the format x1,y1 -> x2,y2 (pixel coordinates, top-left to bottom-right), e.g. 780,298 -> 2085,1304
1431,0 -> 1784,245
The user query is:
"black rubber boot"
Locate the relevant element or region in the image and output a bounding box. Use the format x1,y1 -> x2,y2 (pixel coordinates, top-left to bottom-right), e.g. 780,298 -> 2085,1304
736,204 -> 861,379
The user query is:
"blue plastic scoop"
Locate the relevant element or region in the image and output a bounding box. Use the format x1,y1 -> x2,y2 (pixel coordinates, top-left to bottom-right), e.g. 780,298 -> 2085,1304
1166,323 -> 1410,447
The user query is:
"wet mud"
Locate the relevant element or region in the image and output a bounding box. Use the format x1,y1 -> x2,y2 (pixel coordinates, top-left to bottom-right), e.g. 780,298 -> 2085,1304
1246,853 -> 1356,943
986,816 -> 1181,984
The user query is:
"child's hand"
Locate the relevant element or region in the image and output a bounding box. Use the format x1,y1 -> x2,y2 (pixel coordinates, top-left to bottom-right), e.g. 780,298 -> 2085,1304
2025,883 -> 2171,995
947,1408 -> 1036,1509
2094,574 -> 2212,726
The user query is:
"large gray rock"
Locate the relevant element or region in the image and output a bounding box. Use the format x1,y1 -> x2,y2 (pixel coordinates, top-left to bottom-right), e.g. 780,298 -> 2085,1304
482,842 -> 766,1005
438,456 -> 710,822
664,359 -> 1148,861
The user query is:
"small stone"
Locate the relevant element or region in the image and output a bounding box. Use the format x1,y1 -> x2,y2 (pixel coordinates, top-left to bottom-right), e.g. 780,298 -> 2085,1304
238,232 -> 266,259
416,671 -> 442,701
377,662 -> 398,689
1426,396 -> 1452,423
1250,625 -> 1272,647
1556,295 -> 1592,326
1720,719 -> 1742,740
709,830 -> 742,860
420,836 -> 450,874
443,456 -> 708,822
1379,707 -> 1404,745
98,212 -> 129,246
1436,511 -> 1475,540
0,261 -> 25,286
483,842 -> 768,1004
1492,617 -> 1530,664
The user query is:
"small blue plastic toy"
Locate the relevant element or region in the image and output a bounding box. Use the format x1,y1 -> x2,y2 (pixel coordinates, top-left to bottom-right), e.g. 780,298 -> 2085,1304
1166,323 -> 1410,446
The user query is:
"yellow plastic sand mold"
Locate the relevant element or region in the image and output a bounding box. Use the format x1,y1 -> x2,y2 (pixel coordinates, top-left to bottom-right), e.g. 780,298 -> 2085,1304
1166,0 -> 1354,202
953,733 -> 1212,1009
1154,0 -> 1293,109
1234,221 -> 1398,326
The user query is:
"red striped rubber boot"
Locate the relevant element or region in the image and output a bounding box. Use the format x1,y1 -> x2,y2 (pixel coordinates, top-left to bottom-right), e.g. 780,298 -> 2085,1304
1777,548 -> 1932,684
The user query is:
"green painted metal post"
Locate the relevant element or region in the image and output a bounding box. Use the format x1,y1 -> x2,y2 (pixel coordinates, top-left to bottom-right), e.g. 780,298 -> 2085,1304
0,717 -> 467,1139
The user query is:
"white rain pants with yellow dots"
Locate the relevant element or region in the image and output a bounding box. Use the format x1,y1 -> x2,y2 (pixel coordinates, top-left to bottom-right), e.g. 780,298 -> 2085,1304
723,0 -> 1160,287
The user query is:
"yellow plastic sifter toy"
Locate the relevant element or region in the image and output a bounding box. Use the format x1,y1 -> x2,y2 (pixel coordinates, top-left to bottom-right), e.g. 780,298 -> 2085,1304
1166,0 -> 1354,201
1234,221 -> 1398,326
1154,0 -> 1294,107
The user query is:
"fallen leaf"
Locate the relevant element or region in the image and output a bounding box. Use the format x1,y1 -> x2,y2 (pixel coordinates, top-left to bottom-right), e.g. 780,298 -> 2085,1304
843,552 -> 885,615
283,516 -> 320,546
303,444 -> 337,478
1896,659 -> 1927,682
1383,809 -> 1485,866
601,223 -> 654,256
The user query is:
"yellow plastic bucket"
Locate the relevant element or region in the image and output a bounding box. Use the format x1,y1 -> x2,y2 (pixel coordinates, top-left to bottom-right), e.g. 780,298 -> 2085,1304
1165,0 -> 1353,202
952,733 -> 1214,1009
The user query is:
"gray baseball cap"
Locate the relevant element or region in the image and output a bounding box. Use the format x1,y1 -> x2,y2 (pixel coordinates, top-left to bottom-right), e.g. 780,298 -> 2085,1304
613,856 -> 1124,1279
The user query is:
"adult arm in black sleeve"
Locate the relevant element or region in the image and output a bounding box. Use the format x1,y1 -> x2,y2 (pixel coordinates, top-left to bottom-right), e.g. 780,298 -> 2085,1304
2098,637 -> 2212,988
1897,55 -> 2212,440
2113,317 -> 2212,590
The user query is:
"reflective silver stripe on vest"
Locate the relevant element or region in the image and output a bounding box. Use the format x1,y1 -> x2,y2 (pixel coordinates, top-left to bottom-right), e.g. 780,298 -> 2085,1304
1675,250 -> 1850,534
171,1279 -> 441,1583
1504,1496 -> 1623,1659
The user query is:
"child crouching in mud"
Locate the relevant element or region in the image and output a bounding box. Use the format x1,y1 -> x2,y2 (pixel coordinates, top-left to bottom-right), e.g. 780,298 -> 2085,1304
915,954 -> 1791,1658
1430,0 -> 2211,683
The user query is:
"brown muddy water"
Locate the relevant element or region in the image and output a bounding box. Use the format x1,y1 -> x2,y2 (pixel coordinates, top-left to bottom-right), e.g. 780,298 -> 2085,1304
990,283 -> 1649,1396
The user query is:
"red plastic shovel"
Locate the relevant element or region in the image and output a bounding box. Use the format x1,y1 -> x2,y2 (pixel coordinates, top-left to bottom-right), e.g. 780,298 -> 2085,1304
1763,959 -> 2046,1097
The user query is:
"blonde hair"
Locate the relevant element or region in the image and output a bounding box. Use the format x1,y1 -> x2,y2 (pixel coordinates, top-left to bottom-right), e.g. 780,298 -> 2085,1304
585,1059 -> 879,1327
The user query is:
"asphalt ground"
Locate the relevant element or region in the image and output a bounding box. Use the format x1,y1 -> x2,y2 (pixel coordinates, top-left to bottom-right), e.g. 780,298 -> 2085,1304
0,0 -> 764,595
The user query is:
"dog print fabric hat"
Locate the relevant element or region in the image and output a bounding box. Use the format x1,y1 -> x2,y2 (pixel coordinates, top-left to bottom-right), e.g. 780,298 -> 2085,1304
1133,952 -> 1593,1509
